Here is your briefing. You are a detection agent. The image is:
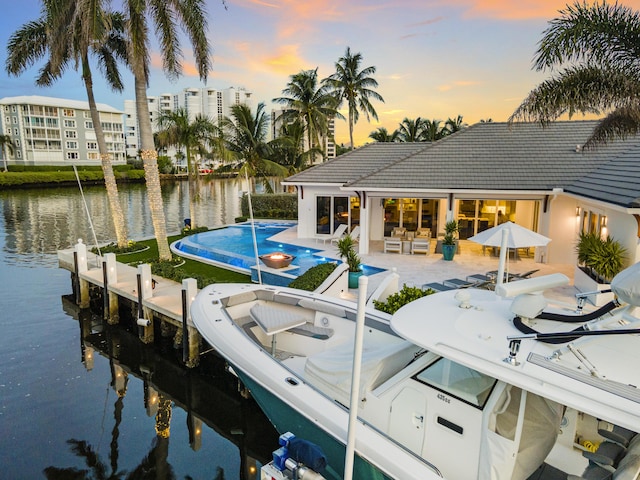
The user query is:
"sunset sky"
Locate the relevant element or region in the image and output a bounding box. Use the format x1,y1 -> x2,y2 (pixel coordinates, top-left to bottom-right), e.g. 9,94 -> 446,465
2,0 -> 640,147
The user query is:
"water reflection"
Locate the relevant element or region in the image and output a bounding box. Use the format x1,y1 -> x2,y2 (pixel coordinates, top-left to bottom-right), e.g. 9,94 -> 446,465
51,295 -> 278,480
0,179 -> 248,264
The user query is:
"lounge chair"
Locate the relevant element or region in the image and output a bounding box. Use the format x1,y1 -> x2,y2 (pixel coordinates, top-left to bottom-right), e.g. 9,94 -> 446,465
350,226 -> 361,243
318,223 -> 348,244
383,237 -> 402,253
443,278 -> 475,289
422,282 -> 454,292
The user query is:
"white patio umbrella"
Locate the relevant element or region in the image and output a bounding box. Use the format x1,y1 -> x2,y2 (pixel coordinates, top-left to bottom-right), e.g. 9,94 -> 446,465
468,221 -> 551,285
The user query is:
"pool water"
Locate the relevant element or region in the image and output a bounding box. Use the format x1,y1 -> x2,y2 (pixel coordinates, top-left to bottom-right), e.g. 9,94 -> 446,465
171,222 -> 385,281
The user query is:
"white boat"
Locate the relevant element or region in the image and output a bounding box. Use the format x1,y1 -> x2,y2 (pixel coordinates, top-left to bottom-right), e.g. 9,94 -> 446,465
191,265 -> 640,480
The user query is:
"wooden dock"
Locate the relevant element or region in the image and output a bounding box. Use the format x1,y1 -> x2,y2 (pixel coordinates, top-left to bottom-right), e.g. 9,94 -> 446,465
58,240 -> 202,367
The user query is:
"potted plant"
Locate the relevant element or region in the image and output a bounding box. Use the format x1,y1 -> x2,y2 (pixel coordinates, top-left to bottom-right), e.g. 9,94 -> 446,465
336,235 -> 362,288
574,231 -> 627,305
442,220 -> 458,261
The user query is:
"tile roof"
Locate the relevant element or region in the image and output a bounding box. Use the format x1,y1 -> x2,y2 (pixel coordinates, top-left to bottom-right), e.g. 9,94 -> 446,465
285,121 -> 640,208
283,142 -> 428,185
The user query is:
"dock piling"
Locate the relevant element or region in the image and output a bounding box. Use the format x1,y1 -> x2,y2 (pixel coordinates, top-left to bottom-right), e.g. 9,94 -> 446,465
75,239 -> 90,308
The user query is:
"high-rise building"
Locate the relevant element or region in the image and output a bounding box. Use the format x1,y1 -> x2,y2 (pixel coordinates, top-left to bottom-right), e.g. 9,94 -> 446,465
0,95 -> 125,167
124,86 -> 253,159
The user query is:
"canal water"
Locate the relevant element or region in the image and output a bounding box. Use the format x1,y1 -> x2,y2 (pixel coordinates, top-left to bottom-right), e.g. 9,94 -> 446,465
0,179 -> 280,480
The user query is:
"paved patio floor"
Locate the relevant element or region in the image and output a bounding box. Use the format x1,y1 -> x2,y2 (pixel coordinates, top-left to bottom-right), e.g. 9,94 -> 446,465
270,226 -> 580,307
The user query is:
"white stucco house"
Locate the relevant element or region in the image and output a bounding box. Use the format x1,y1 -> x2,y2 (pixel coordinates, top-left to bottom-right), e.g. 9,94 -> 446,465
282,120 -> 640,268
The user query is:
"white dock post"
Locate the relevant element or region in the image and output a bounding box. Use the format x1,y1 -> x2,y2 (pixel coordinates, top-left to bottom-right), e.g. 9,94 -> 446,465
75,239 -> 90,308
182,278 -> 200,367
104,253 -> 120,323
137,264 -> 154,343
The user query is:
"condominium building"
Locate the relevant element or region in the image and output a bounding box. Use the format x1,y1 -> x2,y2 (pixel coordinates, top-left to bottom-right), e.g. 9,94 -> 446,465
0,95 -> 126,167
124,86 -> 253,159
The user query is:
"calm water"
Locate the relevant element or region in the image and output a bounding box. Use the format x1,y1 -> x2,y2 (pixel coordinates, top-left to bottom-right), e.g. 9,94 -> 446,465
0,180 -> 279,480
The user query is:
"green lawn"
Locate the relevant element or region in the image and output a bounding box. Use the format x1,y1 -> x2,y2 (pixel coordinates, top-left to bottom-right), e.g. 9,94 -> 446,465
109,232 -> 250,286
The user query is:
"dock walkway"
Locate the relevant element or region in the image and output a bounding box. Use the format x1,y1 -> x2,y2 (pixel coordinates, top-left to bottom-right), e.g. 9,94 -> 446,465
58,240 -> 201,366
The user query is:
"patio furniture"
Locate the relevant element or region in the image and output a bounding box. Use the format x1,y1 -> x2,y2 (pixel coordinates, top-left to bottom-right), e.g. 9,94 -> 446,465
411,237 -> 430,255
350,226 -> 361,243
422,282 -> 454,292
384,237 -> 402,253
443,278 -> 475,289
318,223 -> 348,244
391,227 -> 406,238
466,273 -> 492,283
416,228 -> 431,239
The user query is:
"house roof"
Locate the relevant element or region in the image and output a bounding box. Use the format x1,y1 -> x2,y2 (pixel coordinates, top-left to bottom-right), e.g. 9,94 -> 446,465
285,121 -> 640,208
284,142 -> 428,185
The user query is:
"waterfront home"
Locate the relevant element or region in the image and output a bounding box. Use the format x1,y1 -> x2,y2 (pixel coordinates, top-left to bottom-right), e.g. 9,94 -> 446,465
283,120 -> 640,267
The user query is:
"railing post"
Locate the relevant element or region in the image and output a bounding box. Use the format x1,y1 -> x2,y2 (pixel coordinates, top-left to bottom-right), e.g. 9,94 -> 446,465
104,253 -> 119,323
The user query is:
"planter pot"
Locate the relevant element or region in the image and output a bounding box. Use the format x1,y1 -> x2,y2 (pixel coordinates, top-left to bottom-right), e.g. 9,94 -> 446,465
442,244 -> 456,261
348,271 -> 363,288
574,265 -> 614,306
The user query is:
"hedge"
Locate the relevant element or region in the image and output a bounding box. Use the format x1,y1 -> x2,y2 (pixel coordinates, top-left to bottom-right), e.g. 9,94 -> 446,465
241,193 -> 297,219
0,169 -> 145,187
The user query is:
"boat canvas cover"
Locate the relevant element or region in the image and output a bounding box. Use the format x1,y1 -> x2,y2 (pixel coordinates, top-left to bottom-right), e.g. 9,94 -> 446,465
304,337 -> 420,406
480,387 -> 562,480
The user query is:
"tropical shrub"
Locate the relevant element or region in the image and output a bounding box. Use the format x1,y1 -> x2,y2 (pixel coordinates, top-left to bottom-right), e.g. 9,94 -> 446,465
575,231 -> 626,282
288,262 -> 337,291
241,193 -> 297,219
373,284 -> 434,314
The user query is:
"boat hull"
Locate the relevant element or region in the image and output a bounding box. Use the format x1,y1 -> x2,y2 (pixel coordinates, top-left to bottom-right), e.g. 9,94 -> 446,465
236,370 -> 392,480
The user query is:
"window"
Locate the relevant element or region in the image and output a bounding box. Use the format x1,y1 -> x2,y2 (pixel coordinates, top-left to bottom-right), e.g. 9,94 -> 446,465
87,141 -> 97,150
66,152 -> 78,160
64,119 -> 76,128
65,130 -> 77,138
85,121 -> 93,129
16,150 -> 21,158
88,152 -> 99,160
415,358 -> 497,409
66,141 -> 78,149
83,111 -> 92,118
44,106 -> 57,116
12,117 -> 17,124
63,109 -> 75,117
14,128 -> 18,136
14,139 -> 20,147
11,105 -> 17,113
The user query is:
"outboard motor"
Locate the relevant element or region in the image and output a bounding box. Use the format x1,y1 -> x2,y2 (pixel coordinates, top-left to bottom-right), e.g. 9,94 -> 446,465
261,432 -> 327,480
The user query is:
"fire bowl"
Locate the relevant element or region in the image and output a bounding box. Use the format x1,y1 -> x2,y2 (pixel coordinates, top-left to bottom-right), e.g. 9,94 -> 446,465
259,252 -> 295,269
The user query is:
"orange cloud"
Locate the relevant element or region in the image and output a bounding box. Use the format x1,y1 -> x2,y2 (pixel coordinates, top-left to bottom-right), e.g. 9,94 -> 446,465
262,45 -> 310,75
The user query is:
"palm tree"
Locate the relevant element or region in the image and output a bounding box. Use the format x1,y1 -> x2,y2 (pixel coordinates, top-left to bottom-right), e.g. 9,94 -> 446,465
396,117 -> 426,142
445,115 -> 467,135
510,1 -> 640,148
156,108 -> 216,228
122,0 -> 212,260
0,134 -> 14,171
422,119 -> 446,141
326,47 -> 384,149
220,103 -> 288,193
269,119 -> 318,174
6,0 -> 129,248
368,126 -> 398,142
273,69 -> 342,162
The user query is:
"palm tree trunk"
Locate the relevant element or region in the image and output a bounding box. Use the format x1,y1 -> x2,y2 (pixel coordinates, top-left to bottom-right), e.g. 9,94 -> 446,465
349,107 -> 355,150
82,54 -> 128,248
186,147 -> 197,228
134,69 -> 171,261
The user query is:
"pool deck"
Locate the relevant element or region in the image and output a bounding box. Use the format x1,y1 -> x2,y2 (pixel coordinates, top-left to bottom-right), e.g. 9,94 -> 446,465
268,225 -> 579,306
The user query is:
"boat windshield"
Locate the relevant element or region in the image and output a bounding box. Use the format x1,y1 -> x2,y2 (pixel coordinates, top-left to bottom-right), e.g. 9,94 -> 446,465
415,358 -> 497,408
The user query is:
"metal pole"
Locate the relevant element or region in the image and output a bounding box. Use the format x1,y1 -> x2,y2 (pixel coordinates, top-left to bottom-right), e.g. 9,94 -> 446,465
182,288 -> 189,364
344,275 -> 368,480
102,260 -> 109,319
73,251 -> 80,304
245,170 -> 262,284
137,273 -> 143,335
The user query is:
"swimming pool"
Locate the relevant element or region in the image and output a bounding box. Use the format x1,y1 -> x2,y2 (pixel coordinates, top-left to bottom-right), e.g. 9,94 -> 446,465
170,222 -> 385,283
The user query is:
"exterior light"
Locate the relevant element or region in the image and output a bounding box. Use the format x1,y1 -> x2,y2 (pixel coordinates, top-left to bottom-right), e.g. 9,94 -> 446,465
576,206 -> 581,217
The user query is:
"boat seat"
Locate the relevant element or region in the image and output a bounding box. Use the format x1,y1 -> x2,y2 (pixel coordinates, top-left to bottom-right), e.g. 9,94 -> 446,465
249,303 -> 307,335
598,421 -> 637,448
584,442 -> 625,468
289,324 -> 334,340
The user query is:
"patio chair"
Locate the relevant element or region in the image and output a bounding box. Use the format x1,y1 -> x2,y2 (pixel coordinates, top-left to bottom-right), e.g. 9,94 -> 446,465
318,223 -> 347,244
415,228 -> 431,239
391,227 -> 406,238
443,278 -> 476,289
383,237 -> 402,253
